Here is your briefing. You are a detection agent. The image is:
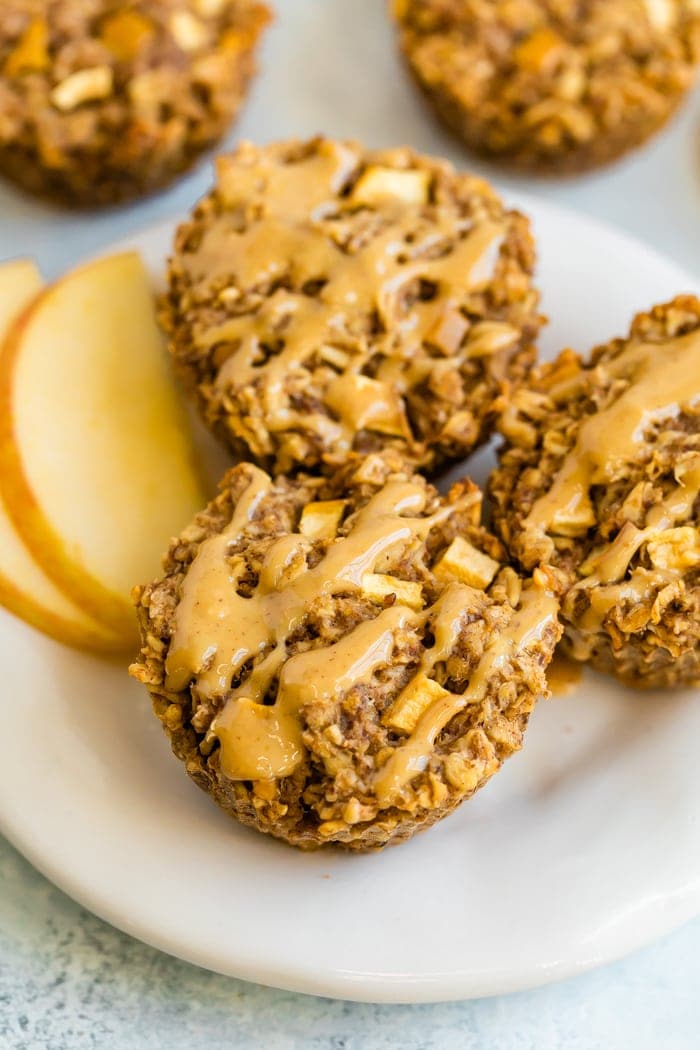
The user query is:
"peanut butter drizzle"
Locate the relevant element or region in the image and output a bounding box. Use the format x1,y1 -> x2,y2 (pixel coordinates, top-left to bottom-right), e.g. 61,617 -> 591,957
527,329 -> 700,536
165,473 -> 481,781
165,466 -> 272,696
214,606 -> 417,780
566,457 -> 700,638
216,140 -> 360,221
185,144 -> 505,446
546,653 -> 582,696
373,584 -> 559,808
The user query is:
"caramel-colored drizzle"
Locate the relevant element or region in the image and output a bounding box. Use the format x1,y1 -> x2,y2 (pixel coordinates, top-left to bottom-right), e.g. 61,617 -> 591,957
165,466 -> 272,696
566,457 -> 700,639
215,605 -> 416,780
166,468 -> 558,801
184,141 -> 506,451
527,329 -> 700,536
373,583 -> 559,807
546,653 -> 582,696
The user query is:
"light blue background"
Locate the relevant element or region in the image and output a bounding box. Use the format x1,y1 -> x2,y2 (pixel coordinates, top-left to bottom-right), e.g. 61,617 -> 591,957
1,3 -> 700,1046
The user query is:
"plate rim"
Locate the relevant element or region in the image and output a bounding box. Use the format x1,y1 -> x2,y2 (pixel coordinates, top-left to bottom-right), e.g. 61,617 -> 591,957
4,782 -> 700,1004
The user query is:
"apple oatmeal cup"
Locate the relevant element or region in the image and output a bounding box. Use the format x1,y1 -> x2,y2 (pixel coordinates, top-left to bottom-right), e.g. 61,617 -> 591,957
0,0 -> 270,205
489,296 -> 700,689
392,0 -> 700,174
130,451 -> 561,851
162,136 -> 542,476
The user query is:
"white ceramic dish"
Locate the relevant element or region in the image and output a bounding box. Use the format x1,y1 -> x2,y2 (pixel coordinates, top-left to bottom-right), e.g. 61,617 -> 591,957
1,203 -> 699,1003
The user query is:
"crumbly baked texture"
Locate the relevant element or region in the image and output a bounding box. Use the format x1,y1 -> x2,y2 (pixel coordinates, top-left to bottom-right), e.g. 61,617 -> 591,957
0,0 -> 270,206
162,136 -> 542,476
489,296 -> 700,688
392,0 -> 700,174
131,451 -> 561,851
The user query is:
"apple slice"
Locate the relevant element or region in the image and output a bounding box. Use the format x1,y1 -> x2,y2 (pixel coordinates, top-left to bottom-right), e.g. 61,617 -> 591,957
0,483 -> 129,653
0,258 -> 42,326
0,258 -> 126,652
0,251 -> 207,637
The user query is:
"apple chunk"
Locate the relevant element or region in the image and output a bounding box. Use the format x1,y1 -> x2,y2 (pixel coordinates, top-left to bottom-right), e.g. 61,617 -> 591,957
0,258 -> 126,652
0,251 -> 206,637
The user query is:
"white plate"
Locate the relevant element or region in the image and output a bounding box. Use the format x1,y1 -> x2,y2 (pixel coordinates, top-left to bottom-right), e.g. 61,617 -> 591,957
1,204 -> 699,1003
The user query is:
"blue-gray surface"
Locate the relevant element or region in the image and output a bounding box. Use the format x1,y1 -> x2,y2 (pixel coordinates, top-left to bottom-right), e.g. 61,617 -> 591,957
1,837 -> 699,1050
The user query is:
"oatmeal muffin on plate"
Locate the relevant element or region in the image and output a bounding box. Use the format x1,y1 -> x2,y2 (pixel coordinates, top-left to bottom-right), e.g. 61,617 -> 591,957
0,0 -> 270,205
131,451 -> 561,851
162,136 -> 542,476
392,0 -> 700,173
490,296 -> 700,688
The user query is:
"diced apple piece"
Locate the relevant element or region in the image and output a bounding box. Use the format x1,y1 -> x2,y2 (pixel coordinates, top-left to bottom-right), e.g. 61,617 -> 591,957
351,167 -> 430,206
443,754 -> 481,793
647,527 -> 700,572
169,10 -> 209,51
513,27 -> 567,72
426,309 -> 469,356
433,537 -> 500,589
644,0 -> 674,31
326,373 -> 409,437
383,672 -> 452,734
0,259 -> 126,652
444,730 -> 498,792
351,452 -> 394,486
100,9 -> 154,61
194,0 -> 228,14
675,456 -> 700,485
50,66 -> 114,111
318,344 -> 350,370
0,251 -> 207,637
299,500 -> 346,541
465,322 -> 520,358
3,17 -> 49,76
361,572 -> 424,610
550,493 -> 596,537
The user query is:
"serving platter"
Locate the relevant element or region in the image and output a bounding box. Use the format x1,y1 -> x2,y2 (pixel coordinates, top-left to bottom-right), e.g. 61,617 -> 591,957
1,201 -> 699,1002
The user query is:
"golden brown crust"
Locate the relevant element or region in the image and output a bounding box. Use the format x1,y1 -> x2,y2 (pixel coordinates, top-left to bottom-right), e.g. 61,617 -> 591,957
393,0 -> 700,174
489,295 -> 700,688
131,451 -> 561,851
0,0 -> 270,206
162,136 -> 542,477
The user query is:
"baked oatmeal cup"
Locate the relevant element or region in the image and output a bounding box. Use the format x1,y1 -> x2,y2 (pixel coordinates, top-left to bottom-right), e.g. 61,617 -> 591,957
490,296 -> 700,688
392,0 -> 700,174
0,0 -> 270,205
162,136 -> 542,476
131,451 -> 561,850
